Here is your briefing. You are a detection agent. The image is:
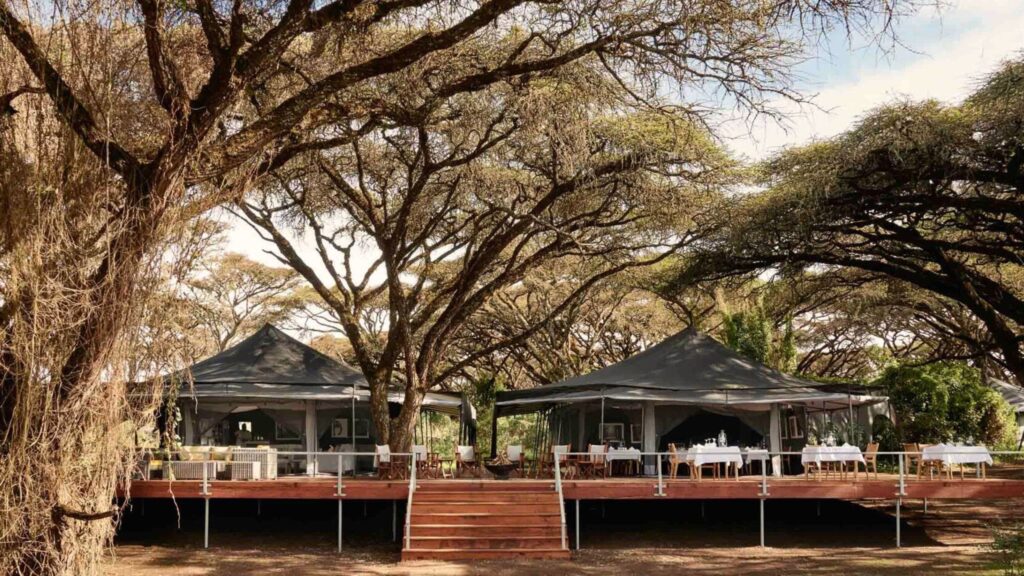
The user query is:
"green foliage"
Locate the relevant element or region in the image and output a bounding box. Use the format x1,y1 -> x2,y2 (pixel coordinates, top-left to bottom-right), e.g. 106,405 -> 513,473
721,302 -> 796,372
992,523 -> 1024,576
871,415 -> 901,452
466,375 -> 542,459
875,362 -> 1017,448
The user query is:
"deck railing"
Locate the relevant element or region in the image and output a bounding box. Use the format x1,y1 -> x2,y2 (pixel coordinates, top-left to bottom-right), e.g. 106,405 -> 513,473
537,449 -> 1024,497
130,447 -> 1024,551
133,448 -> 1024,486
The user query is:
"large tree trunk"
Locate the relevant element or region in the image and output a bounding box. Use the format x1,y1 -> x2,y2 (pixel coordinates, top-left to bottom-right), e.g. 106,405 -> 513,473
389,386 -> 425,452
2,176 -> 170,575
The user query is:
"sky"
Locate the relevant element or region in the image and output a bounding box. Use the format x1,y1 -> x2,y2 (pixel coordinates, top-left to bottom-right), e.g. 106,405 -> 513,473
223,0 -> 1024,267
724,0 -> 1024,160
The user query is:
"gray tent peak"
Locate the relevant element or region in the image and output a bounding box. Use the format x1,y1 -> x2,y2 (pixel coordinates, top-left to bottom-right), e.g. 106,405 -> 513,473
536,326 -> 821,393
185,323 -> 367,387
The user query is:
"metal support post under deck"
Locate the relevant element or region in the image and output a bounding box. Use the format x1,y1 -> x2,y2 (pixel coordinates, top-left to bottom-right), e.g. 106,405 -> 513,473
759,499 -> 765,548
575,500 -> 581,550
203,498 -> 209,549
392,500 -> 397,542
342,498 -> 350,553
896,498 -> 902,548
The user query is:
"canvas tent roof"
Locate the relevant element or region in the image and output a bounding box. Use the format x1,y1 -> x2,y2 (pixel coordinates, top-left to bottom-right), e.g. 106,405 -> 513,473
991,379 -> 1024,413
187,324 -> 368,388
496,327 -> 883,413
180,324 -> 461,413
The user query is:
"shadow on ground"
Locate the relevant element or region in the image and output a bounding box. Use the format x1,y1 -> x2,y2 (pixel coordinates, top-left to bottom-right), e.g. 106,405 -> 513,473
108,498 -> 1018,575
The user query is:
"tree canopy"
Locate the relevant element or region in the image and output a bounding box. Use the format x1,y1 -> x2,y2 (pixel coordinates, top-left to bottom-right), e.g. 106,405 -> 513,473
672,57 -> 1024,385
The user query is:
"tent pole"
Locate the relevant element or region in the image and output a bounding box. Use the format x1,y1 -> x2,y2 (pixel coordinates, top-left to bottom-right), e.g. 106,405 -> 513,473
847,393 -> 854,443
351,390 -> 356,461
490,406 -> 499,458
599,394 -> 605,447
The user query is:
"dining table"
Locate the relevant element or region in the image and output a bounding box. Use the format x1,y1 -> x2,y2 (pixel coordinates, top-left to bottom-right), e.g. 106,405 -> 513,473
687,445 -> 744,480
607,447 -> 642,476
801,444 -> 866,480
921,444 -> 993,479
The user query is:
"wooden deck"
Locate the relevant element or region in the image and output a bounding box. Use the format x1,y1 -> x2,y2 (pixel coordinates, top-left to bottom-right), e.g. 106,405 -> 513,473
124,474 -> 1024,501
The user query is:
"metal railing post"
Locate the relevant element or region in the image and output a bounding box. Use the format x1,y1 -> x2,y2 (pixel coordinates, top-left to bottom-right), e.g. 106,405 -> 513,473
554,456 -> 568,550
656,452 -> 665,496
759,454 -> 769,497
897,453 -> 906,496
201,455 -> 209,496
342,453 -> 350,494
405,452 -> 416,550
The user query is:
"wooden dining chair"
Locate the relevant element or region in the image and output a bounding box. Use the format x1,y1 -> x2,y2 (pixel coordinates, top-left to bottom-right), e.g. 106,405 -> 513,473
864,442 -> 879,480
668,443 -> 688,479
916,444 -> 943,479
412,444 -> 431,478
586,444 -> 608,479
547,444 -> 573,478
902,443 -> 922,477
505,444 -> 525,477
374,444 -> 393,479
455,444 -> 482,478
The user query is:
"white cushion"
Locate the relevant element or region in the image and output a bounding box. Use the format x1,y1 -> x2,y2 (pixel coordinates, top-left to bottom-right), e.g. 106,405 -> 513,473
457,445 -> 475,462
375,444 -> 391,463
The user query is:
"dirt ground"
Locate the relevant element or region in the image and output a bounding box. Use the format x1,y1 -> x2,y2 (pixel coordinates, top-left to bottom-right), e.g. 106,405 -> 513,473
104,499 -> 1021,575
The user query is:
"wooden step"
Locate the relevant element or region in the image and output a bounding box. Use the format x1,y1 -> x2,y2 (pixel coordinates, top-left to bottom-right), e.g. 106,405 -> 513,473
411,512 -> 561,525
415,481 -> 552,492
412,502 -> 556,514
401,548 -> 571,561
410,524 -> 559,537
414,491 -> 558,502
408,536 -> 563,549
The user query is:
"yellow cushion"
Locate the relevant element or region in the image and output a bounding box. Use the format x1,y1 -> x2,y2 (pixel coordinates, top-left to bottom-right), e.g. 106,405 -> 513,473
210,447 -> 232,462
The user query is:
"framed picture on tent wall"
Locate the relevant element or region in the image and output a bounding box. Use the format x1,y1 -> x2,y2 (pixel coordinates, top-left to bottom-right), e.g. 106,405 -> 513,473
601,423 -> 624,442
331,418 -> 349,438
629,424 -> 643,446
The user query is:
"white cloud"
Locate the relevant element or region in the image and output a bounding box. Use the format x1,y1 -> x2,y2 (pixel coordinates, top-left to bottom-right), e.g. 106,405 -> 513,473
724,0 -> 1024,160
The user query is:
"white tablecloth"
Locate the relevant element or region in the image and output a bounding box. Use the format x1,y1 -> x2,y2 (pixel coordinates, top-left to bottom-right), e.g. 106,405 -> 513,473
801,444 -> 865,466
743,449 -> 770,463
607,447 -> 641,462
687,445 -> 744,468
921,444 -> 993,466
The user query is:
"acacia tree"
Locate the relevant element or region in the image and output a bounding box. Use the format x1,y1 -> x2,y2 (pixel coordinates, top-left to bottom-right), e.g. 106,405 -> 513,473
238,65 -> 734,447
674,58 -> 1024,385
453,262 -> 684,388
183,252 -> 303,352
0,0 -> 914,570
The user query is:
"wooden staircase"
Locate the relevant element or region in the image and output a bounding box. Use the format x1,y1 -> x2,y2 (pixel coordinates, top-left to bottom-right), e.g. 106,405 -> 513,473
401,480 -> 571,560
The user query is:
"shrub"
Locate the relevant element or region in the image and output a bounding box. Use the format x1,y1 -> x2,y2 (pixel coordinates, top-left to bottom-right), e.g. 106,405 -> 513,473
992,523 -> 1024,576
